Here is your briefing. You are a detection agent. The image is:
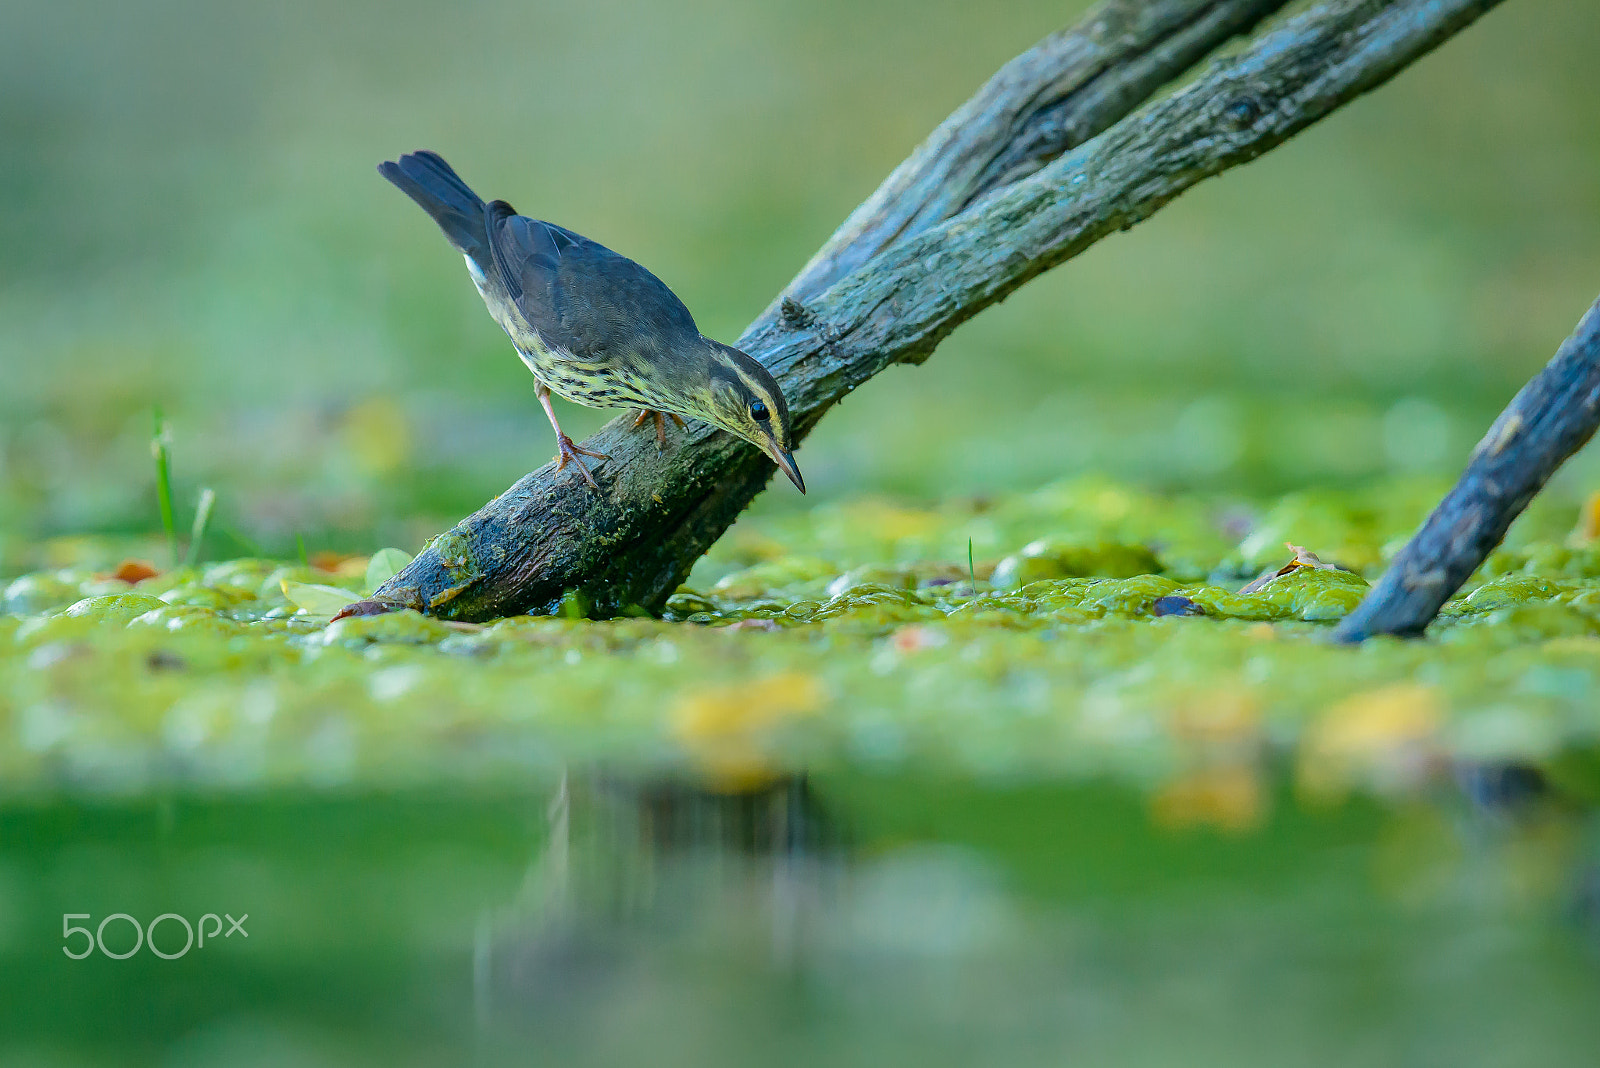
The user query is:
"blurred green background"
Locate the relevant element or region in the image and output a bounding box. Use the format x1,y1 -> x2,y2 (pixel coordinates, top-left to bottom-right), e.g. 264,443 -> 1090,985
6,5 -> 1600,1062
2,0 -> 1598,572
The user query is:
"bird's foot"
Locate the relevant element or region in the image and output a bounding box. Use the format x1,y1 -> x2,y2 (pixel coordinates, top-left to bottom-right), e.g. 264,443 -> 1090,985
631,409 -> 687,450
553,434 -> 608,488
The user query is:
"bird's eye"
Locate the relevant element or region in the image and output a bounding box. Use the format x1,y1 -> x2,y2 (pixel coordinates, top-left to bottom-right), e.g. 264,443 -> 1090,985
750,400 -> 770,421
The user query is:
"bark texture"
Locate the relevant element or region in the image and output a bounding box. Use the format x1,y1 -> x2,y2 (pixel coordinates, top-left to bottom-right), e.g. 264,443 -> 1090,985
1333,294 -> 1600,642
771,0 -> 1294,309
356,0 -> 1507,622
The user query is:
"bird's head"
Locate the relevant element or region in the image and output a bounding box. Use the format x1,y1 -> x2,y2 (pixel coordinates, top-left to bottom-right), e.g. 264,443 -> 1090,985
694,341 -> 804,493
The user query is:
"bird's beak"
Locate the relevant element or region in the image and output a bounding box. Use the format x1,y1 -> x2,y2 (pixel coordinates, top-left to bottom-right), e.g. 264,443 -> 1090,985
765,443 -> 806,493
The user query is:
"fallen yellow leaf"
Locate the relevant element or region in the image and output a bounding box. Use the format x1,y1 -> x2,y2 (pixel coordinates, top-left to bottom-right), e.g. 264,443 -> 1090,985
671,673 -> 826,792
1152,766 -> 1264,833
1299,683 -> 1444,802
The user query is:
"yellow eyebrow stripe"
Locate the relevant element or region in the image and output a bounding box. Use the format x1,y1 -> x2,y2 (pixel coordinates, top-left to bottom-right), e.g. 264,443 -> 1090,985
732,367 -> 771,404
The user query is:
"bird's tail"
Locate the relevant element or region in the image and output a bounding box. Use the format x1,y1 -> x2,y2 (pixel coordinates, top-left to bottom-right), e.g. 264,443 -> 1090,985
378,150 -> 491,271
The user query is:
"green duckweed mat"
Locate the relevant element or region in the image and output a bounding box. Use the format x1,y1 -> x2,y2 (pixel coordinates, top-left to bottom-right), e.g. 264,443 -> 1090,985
6,476 -> 1600,815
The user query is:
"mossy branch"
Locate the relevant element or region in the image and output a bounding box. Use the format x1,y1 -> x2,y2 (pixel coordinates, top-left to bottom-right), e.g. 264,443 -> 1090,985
353,0 -> 1506,622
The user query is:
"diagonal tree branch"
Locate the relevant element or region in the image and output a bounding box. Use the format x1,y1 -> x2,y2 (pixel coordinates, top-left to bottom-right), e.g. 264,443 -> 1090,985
1332,293 -> 1600,642
771,0 -> 1294,310
355,0 -> 1507,623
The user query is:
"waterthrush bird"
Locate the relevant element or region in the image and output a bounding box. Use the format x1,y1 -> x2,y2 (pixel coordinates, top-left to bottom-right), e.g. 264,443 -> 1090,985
378,150 -> 804,492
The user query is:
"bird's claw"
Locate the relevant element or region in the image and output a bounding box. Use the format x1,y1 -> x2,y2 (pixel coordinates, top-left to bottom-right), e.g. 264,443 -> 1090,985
554,434 -> 608,488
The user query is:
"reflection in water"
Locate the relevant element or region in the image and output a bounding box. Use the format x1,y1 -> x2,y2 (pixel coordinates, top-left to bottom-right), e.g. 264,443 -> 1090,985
477,773 -> 841,1028
462,769 -> 1600,1066
4,773 -> 1600,1065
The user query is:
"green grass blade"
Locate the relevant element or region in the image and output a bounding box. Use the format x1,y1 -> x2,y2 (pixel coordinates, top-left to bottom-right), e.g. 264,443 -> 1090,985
183,487 -> 216,569
151,407 -> 177,567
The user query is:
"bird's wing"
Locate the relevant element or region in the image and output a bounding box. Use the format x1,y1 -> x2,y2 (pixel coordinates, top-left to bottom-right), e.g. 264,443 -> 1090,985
486,206 -> 698,361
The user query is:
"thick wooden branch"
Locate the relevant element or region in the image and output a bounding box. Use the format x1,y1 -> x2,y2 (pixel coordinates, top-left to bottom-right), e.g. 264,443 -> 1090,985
772,0 -> 1293,310
1333,294 -> 1600,642
358,0 -> 1506,622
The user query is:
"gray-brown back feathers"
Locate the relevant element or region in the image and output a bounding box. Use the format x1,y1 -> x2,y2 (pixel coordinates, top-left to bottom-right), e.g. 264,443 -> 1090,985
484,201 -> 703,377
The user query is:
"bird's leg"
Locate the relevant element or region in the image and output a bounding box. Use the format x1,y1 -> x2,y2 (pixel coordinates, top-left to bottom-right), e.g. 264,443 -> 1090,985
536,384 -> 607,488
629,408 -> 657,445
631,408 -> 686,450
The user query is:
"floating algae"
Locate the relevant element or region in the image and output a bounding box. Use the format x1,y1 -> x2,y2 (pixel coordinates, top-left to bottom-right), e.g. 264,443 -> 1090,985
4,476 -> 1600,805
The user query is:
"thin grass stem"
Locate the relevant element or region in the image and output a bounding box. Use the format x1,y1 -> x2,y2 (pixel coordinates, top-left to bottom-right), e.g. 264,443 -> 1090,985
184,487 -> 215,569
151,407 -> 177,568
